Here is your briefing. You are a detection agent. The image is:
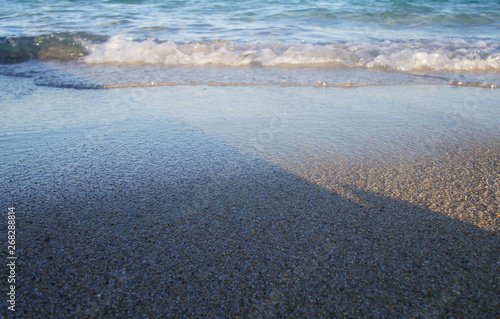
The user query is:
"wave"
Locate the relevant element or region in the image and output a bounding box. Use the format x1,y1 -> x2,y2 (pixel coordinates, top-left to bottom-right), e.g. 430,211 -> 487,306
2,33 -> 500,73
84,36 -> 500,72
0,33 -> 106,64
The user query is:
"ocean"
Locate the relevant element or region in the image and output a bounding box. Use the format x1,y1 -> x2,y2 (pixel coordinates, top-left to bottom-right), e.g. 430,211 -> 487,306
1,0 -> 500,88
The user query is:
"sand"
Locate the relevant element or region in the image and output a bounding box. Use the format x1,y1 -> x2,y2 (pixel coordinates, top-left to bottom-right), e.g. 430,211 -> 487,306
1,83 -> 499,317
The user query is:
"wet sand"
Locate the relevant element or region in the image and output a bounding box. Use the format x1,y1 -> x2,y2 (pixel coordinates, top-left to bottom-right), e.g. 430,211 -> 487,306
1,82 -> 499,317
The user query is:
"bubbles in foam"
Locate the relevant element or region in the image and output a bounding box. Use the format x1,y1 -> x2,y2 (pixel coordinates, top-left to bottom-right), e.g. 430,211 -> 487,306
83,36 -> 500,72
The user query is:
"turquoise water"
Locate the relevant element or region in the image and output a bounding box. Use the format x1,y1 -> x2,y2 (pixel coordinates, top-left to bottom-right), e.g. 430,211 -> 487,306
1,0 -> 500,87
2,0 -> 500,41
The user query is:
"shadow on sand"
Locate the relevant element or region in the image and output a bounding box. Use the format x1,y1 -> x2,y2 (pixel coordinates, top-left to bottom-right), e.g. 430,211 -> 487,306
1,75 -> 498,318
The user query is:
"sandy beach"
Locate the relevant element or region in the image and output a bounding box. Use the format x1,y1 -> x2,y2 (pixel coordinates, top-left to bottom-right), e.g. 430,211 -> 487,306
1,82 -> 499,318
2,0 -> 500,317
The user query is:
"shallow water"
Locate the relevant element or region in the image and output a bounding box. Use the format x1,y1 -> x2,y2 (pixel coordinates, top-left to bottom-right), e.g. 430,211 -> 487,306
2,79 -> 498,166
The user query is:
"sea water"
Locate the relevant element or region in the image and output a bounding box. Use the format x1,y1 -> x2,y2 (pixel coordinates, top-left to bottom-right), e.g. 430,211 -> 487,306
1,0 -> 500,88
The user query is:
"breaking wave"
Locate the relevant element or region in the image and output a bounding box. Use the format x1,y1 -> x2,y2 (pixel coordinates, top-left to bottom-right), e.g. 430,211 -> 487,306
2,33 -> 500,73
0,33 -> 107,64
85,36 -> 500,72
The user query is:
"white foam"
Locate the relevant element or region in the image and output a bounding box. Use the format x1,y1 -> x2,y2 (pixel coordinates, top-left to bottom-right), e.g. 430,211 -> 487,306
83,36 -> 500,72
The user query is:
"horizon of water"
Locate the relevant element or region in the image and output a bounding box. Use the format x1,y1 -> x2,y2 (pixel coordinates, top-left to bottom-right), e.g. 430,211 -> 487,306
1,0 -> 500,88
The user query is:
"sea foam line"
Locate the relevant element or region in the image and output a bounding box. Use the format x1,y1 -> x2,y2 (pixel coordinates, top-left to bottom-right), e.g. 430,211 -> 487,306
100,81 -> 500,89
84,37 -> 500,72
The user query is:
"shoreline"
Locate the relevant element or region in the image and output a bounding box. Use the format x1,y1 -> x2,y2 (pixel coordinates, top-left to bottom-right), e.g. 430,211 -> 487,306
101,81 -> 500,89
